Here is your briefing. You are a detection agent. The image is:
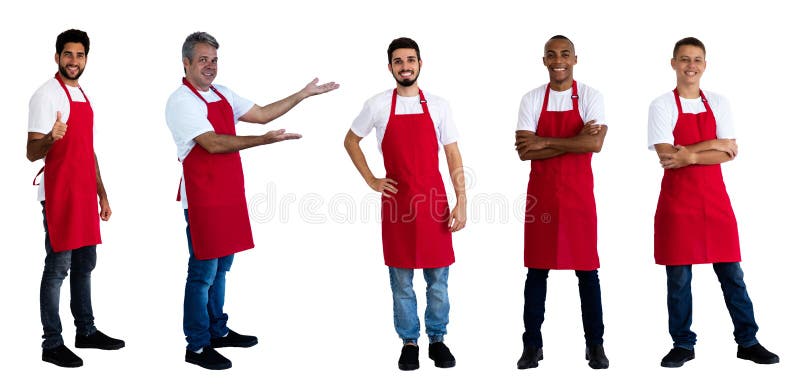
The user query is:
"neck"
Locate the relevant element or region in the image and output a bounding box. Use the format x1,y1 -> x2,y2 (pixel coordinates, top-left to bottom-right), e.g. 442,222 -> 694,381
184,77 -> 210,92
676,83 -> 700,99
63,79 -> 80,87
396,83 -> 419,97
549,78 -> 572,92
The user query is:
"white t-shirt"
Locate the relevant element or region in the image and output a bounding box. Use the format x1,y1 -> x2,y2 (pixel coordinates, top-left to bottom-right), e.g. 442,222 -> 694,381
517,82 -> 606,133
647,90 -> 735,149
350,89 -> 458,153
28,78 -> 89,201
165,83 -> 254,208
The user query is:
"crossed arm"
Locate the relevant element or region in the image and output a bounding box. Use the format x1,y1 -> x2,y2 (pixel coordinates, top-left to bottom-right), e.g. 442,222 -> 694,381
193,78 -> 338,154
655,139 -> 737,169
515,120 -> 608,161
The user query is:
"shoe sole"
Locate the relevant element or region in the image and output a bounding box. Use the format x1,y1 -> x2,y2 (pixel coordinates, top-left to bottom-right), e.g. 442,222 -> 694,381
661,355 -> 694,368
585,353 -> 609,369
75,342 -> 125,350
398,363 -> 419,371
43,356 -> 83,368
517,355 -> 543,369
210,340 -> 258,348
185,357 -> 232,370
432,360 -> 456,368
737,355 -> 780,364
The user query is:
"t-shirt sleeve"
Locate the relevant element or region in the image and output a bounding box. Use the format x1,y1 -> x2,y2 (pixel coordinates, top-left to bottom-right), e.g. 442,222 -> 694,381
583,89 -> 606,125
28,89 -> 57,135
516,94 -> 535,133
714,95 -> 735,139
165,94 -> 215,159
647,99 -> 674,150
350,99 -> 375,137
438,99 -> 459,145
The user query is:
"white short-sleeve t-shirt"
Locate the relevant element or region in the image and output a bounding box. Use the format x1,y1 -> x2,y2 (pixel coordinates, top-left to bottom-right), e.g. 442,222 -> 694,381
350,89 -> 459,153
517,82 -> 606,133
28,78 -> 89,201
647,90 -> 735,149
165,83 -> 254,208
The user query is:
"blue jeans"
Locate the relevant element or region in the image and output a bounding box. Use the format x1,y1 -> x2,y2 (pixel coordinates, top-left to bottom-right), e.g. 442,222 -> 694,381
666,263 -> 759,350
522,268 -> 605,348
388,266 -> 450,344
39,202 -> 97,350
183,210 -> 233,351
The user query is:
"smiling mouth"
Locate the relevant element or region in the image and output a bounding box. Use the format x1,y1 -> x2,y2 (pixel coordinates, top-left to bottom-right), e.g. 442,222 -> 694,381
399,71 -> 414,78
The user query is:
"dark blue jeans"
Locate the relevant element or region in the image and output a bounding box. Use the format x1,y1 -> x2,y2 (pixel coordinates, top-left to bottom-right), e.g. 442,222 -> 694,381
183,210 -> 234,351
523,268 -> 604,348
40,202 -> 97,350
666,263 -> 759,350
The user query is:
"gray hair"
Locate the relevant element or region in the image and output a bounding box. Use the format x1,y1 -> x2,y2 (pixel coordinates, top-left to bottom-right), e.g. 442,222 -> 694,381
181,32 -> 219,62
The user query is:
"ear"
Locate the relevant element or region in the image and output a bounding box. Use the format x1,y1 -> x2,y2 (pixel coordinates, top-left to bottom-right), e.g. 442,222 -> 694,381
670,57 -> 677,70
418,59 -> 423,69
542,56 -> 546,66
387,62 -> 392,73
183,57 -> 191,71
574,55 -> 578,64
54,52 -> 59,65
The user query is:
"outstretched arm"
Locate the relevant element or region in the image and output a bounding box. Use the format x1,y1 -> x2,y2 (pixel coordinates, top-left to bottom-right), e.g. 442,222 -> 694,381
193,129 -> 302,154
343,130 -> 397,197
239,78 -> 339,124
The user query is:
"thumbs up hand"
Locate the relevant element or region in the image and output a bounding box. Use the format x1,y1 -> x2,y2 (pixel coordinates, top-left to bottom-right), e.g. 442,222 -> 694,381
50,111 -> 67,141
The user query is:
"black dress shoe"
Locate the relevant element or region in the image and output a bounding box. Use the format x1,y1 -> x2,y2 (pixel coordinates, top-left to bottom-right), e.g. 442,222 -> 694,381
737,343 -> 779,364
661,347 -> 694,368
517,346 -> 543,369
428,342 -> 456,368
398,344 -> 419,371
585,344 -> 609,369
210,330 -> 258,348
185,346 -> 232,370
43,345 -> 83,368
75,330 -> 125,350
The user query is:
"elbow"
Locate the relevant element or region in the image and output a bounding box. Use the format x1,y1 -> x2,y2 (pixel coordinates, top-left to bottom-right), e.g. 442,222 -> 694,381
591,140 -> 604,153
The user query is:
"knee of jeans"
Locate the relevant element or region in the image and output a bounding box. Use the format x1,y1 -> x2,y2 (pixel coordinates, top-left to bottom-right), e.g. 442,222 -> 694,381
187,261 -> 218,284
576,270 -> 599,284
667,266 -> 692,286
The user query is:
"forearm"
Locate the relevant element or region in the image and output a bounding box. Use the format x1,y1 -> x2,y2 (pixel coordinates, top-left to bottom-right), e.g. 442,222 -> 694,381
692,150 -> 733,165
26,134 -> 54,161
543,134 -> 602,153
684,139 -> 724,153
249,90 -> 307,124
344,133 -> 377,185
197,133 -> 267,154
444,144 -> 466,201
94,154 -> 108,200
519,148 -> 566,161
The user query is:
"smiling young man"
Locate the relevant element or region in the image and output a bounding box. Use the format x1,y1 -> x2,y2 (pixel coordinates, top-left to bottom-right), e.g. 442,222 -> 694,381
514,35 -> 609,370
344,37 -> 466,371
648,36 -> 780,368
166,31 -> 338,370
27,29 -> 125,368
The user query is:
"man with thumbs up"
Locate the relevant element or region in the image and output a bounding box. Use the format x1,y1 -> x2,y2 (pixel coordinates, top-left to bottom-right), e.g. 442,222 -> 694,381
27,29 -> 124,368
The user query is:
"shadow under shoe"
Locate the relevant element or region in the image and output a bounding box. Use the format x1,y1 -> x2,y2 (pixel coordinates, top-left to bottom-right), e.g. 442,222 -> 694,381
43,345 -> 83,368
398,344 -> 420,371
661,347 -> 694,368
185,346 -> 232,370
737,343 -> 779,364
517,346 -> 543,369
585,344 -> 609,369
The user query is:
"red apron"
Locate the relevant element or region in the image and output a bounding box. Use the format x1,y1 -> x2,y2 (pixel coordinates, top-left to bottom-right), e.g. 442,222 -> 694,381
524,81 -> 599,270
179,78 -> 254,260
381,89 -> 455,269
653,89 -> 740,265
41,73 -> 102,252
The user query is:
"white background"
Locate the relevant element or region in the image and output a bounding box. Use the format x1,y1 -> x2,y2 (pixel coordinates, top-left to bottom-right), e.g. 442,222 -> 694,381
2,0 -> 797,387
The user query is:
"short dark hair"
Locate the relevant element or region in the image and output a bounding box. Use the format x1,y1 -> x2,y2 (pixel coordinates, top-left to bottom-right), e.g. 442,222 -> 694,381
387,37 -> 420,64
673,37 -> 705,58
546,35 -> 575,52
182,32 -> 219,62
56,29 -> 90,55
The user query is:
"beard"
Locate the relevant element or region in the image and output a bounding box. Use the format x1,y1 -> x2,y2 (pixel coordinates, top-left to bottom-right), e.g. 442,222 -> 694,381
394,71 -> 418,87
59,64 -> 84,81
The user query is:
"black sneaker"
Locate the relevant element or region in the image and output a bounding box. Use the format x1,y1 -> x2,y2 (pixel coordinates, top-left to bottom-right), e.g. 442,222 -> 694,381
428,342 -> 456,368
185,346 -> 232,370
75,330 -> 125,350
585,344 -> 609,369
737,343 -> 779,364
661,347 -> 695,368
398,344 -> 420,371
43,345 -> 83,368
517,346 -> 543,369
210,329 -> 258,348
